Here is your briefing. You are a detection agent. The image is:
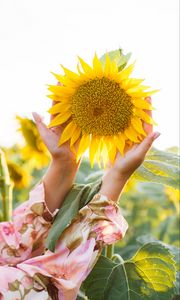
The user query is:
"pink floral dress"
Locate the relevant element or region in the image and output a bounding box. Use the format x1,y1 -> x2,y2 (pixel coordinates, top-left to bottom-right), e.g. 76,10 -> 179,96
0,183 -> 128,300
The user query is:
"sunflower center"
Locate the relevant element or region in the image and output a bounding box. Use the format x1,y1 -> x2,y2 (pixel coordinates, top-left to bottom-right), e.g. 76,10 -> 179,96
93,107 -> 103,117
71,77 -> 134,135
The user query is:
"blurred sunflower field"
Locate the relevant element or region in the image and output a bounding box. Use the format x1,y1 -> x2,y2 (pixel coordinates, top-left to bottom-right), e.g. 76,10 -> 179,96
0,116 -> 179,300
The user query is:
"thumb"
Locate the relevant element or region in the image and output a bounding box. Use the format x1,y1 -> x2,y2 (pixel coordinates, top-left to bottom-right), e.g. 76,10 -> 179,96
137,132 -> 161,157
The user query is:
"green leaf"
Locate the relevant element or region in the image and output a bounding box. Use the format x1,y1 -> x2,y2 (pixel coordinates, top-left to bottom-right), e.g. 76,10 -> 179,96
75,158 -> 100,184
136,236 -> 180,298
84,242 -> 176,300
46,180 -> 102,252
85,170 -> 104,184
174,271 -> 180,297
100,49 -> 131,71
147,148 -> 179,167
134,149 -> 180,189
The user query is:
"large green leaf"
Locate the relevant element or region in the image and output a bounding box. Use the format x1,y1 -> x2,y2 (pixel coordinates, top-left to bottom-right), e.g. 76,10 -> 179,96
133,149 -> 180,189
100,49 -> 131,71
146,148 -> 179,167
84,242 -> 176,300
46,180 -> 102,251
136,235 -> 180,299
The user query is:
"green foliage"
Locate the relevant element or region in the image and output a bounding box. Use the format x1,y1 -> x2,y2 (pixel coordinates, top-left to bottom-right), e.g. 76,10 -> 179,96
84,242 -> 176,300
100,48 -> 131,71
0,148 -> 13,221
134,148 -> 180,189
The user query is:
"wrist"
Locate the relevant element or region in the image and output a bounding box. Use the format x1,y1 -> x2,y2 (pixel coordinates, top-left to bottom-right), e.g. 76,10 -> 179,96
107,167 -> 131,182
51,156 -> 79,175
100,168 -> 130,202
42,157 -> 78,213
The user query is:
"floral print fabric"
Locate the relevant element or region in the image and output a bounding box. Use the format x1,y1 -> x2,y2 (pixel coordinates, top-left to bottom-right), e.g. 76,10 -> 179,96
0,183 -> 128,300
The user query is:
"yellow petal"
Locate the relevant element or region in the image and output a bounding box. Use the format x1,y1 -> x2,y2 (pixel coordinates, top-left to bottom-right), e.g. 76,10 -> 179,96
51,72 -> 78,88
93,53 -> 103,76
95,138 -> 103,168
61,65 -> 80,82
58,122 -> 77,146
47,94 -> 63,102
127,85 -> 150,94
76,134 -> 91,161
101,139 -> 109,168
89,136 -> 99,167
124,126 -> 139,143
132,98 -> 153,110
48,85 -> 75,96
114,134 -> 125,155
51,72 -> 66,85
110,61 -> 118,74
134,108 -> 157,125
108,142 -> 117,164
121,78 -> 144,89
70,127 -> 81,147
129,89 -> 160,98
104,53 -> 111,76
131,116 -> 147,136
48,111 -> 71,127
76,63 -> 91,80
48,102 -> 71,114
78,56 -> 92,74
118,62 -> 135,81
69,145 -> 77,155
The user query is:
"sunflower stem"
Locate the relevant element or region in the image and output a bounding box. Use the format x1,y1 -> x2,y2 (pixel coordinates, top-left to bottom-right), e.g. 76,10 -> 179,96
105,244 -> 114,259
0,148 -> 13,221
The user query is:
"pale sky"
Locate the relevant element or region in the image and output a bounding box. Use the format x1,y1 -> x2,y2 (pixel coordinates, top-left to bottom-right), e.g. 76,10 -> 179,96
0,0 -> 179,149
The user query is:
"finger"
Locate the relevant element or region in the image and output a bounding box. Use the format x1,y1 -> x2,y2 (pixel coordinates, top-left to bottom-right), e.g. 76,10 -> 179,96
142,97 -> 153,135
32,112 -> 49,140
137,131 -> 161,157
50,100 -> 57,122
50,81 -> 63,122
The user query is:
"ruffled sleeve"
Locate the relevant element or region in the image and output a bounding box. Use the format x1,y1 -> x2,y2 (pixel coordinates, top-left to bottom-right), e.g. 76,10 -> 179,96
0,183 -> 59,266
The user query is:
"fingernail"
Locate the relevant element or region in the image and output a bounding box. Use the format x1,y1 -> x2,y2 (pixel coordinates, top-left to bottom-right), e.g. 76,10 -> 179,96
152,132 -> 161,140
32,112 -> 42,122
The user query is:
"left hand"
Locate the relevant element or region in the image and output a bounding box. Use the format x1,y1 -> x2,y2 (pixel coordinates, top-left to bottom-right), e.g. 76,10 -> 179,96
32,111 -> 78,169
32,82 -> 80,172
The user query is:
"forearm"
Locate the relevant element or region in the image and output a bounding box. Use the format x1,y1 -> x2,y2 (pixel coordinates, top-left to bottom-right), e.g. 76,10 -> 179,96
42,158 -> 78,213
100,169 -> 130,203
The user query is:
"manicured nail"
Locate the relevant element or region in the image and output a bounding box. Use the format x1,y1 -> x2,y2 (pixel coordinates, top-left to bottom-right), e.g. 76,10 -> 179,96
152,132 -> 161,140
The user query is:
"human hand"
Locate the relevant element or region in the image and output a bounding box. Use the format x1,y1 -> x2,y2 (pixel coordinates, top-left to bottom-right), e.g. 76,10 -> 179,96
32,87 -> 80,212
32,84 -> 79,171
100,97 -> 161,202
110,97 -> 160,178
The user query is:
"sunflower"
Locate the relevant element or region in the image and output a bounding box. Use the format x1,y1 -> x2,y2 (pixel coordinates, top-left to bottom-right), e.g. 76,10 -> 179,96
7,161 -> 31,189
47,50 -> 158,167
16,116 -> 50,168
